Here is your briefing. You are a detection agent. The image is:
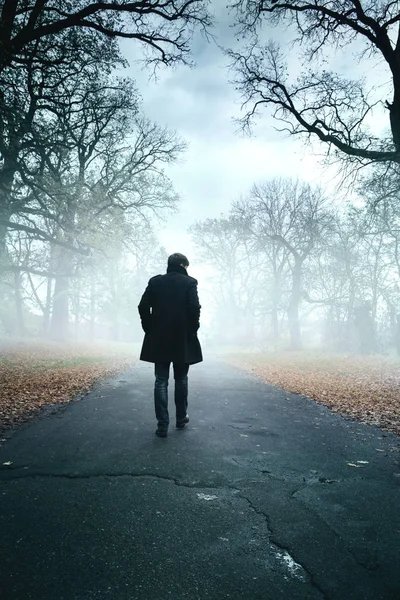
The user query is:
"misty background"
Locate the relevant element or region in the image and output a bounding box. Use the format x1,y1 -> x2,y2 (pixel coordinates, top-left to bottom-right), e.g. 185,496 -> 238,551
1,1 -> 400,356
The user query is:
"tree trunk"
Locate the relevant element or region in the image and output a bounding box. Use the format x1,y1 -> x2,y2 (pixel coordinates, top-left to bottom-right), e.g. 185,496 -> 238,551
49,246 -> 71,342
271,250 -> 280,350
0,219 -> 8,271
354,304 -> 377,354
394,313 -> 400,356
389,68 -> 400,152
48,194 -> 78,341
271,276 -> 280,350
288,258 -> 303,350
13,270 -> 25,336
74,278 -> 80,341
0,157 -> 18,271
89,274 -> 96,341
43,276 -> 52,337
109,271 -> 119,341
50,274 -> 69,341
43,245 -> 54,337
345,276 -> 356,351
271,290 -> 279,350
0,196 -> 13,275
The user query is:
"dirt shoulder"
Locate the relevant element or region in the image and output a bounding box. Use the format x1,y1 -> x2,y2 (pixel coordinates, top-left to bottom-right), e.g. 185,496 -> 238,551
226,351 -> 400,436
0,341 -> 136,434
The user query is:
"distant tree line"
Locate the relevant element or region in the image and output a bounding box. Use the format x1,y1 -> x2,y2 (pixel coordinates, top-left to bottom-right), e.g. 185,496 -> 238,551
191,177 -> 400,355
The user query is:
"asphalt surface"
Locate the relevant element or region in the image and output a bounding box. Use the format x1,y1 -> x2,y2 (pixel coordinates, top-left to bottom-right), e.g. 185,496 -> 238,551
0,359 -> 399,600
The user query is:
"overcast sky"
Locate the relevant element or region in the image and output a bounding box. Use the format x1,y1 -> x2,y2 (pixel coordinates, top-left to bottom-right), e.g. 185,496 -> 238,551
120,2 -> 391,306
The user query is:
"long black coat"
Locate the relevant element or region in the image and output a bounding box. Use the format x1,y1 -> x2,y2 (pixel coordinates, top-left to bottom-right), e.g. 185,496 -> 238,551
138,266 -> 203,365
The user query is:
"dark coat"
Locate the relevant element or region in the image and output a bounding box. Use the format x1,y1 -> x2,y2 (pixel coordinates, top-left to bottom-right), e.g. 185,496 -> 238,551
138,265 -> 203,365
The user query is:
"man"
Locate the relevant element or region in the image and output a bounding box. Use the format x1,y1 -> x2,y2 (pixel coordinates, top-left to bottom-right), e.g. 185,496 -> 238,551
138,253 -> 203,437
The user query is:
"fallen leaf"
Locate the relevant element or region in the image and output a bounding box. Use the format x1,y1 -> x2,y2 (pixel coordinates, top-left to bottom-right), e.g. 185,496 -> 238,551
227,352 -> 400,436
0,342 -> 136,432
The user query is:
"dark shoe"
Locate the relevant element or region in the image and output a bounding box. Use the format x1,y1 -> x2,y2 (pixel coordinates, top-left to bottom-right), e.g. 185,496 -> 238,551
155,427 -> 168,438
176,414 -> 189,429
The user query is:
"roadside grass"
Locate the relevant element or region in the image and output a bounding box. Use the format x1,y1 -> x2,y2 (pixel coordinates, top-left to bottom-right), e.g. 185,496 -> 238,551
0,340 -> 137,433
226,351 -> 400,436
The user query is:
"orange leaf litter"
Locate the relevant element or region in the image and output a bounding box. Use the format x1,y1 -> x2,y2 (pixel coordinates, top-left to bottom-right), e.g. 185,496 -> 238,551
0,342 -> 135,432
228,352 -> 400,436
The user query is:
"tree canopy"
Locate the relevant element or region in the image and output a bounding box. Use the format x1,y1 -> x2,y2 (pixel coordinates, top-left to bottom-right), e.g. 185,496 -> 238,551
229,1 -> 400,168
0,0 -> 211,71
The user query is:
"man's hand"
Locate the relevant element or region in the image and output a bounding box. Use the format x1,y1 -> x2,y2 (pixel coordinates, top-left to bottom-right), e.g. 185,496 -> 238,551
138,280 -> 152,334
187,279 -> 201,333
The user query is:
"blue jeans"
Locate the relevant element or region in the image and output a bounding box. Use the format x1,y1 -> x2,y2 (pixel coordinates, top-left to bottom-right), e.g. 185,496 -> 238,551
154,362 -> 189,429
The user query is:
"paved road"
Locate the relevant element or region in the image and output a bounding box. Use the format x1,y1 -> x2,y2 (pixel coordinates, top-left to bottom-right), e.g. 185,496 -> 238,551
0,359 -> 399,600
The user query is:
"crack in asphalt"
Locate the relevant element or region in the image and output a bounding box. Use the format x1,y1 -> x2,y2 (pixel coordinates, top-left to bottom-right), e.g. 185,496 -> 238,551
239,493 -> 330,600
291,487 -> 381,574
231,457 -> 281,477
230,457 -> 339,489
0,470 -> 241,490
0,464 -> 383,581
0,467 -> 382,594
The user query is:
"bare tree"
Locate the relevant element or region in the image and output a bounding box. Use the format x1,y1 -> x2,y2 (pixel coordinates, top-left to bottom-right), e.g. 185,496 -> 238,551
68,215 -> 167,341
234,179 -> 332,350
359,172 -> 400,351
0,0 -> 211,73
0,29 -> 122,271
0,0 -> 210,267
189,179 -> 400,355
190,215 -> 265,345
2,67 -> 182,339
229,1 -> 400,168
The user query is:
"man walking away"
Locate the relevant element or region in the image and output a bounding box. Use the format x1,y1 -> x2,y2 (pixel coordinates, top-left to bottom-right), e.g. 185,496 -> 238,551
138,253 -> 203,437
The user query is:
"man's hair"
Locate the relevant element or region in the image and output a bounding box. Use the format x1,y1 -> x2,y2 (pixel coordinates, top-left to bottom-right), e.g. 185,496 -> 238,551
168,252 -> 189,268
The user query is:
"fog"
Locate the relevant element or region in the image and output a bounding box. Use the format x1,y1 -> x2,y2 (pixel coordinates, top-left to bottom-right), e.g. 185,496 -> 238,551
1,1 -> 400,357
